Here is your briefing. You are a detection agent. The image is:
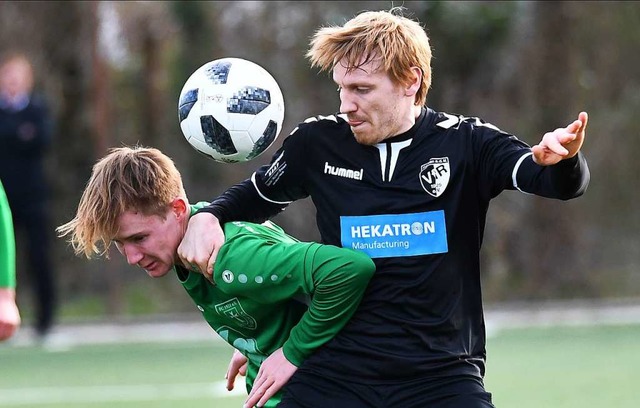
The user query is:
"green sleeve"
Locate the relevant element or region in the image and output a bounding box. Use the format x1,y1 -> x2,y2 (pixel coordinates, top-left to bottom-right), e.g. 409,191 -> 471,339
282,244 -> 375,366
214,221 -> 375,366
0,182 -> 16,288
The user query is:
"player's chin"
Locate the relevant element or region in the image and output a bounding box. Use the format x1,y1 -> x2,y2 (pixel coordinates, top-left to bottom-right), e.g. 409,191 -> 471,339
352,131 -> 381,146
145,264 -> 172,278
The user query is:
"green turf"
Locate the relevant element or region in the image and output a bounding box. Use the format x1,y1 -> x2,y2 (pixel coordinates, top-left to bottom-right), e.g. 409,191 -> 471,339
1,324 -> 638,407
484,324 -> 640,408
0,341 -> 247,408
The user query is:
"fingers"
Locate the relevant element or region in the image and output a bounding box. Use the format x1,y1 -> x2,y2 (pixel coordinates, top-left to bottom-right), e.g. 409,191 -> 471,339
548,130 -> 571,155
244,348 -> 296,408
225,360 -> 242,391
190,248 -> 217,279
565,119 -> 582,134
225,368 -> 236,391
578,111 -> 588,132
177,212 -> 224,281
178,247 -> 218,284
0,296 -> 21,341
567,112 -> 588,137
0,323 -> 12,341
245,376 -> 276,408
205,249 -> 218,280
226,350 -> 248,391
0,321 -> 18,341
533,111 -> 588,166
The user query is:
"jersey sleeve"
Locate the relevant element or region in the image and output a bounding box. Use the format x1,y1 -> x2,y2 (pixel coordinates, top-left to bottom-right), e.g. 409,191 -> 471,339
214,222 -> 375,366
0,182 -> 16,288
251,122 -> 312,203
469,117 -> 533,200
196,121 -> 313,224
281,244 -> 375,366
512,152 -> 590,199
197,180 -> 287,225
470,117 -> 589,200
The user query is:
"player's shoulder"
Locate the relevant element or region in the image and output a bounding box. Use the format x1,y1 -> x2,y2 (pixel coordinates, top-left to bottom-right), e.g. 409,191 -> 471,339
430,108 -> 497,131
425,107 -> 511,140
224,220 -> 298,243
289,112 -> 349,136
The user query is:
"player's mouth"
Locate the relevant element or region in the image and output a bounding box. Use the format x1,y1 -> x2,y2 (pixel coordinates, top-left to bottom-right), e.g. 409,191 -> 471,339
141,261 -> 159,275
347,119 -> 365,128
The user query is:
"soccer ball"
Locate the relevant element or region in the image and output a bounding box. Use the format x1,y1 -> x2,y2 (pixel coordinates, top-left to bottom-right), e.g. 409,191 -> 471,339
177,58 -> 285,163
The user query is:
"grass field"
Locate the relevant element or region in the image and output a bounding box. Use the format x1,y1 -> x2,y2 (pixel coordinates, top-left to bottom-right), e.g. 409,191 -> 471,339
1,323 -> 639,407
485,324 -> 640,408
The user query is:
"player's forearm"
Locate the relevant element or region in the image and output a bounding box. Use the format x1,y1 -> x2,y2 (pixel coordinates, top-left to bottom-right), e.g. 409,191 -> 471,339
196,179 -> 285,225
516,152 -> 590,200
283,247 -> 375,366
547,152 -> 590,199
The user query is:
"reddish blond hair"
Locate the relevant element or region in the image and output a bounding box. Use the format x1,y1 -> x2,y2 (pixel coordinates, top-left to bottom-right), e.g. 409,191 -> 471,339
307,8 -> 432,106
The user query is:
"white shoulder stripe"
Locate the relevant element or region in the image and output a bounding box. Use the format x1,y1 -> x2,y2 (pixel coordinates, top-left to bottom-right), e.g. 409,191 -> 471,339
512,152 -> 533,194
302,114 -> 342,124
251,173 -> 293,205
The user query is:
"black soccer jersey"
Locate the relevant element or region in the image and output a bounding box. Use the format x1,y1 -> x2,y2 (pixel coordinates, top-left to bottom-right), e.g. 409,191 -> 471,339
200,107 -> 589,382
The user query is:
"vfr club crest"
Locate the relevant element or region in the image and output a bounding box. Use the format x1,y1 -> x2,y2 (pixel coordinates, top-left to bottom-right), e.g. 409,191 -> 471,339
419,157 -> 450,197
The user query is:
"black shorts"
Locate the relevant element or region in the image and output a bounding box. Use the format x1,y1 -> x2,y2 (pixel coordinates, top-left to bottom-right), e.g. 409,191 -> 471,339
277,371 -> 494,408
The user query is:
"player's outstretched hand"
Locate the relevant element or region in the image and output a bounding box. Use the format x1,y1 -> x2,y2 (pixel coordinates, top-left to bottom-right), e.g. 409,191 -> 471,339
177,212 -> 225,281
532,111 -> 588,166
244,348 -> 297,408
0,288 -> 20,341
225,349 -> 248,391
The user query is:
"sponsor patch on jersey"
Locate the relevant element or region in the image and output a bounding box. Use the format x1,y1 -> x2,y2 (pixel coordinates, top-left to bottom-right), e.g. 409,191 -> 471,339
323,161 -> 364,181
340,211 -> 448,258
419,157 -> 450,197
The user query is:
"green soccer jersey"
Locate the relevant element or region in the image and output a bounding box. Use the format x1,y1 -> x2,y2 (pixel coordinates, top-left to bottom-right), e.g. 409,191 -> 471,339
174,204 -> 375,406
0,181 -> 15,289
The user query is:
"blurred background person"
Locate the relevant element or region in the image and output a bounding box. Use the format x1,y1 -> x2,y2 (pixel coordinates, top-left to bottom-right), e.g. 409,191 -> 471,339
0,51 -> 56,342
0,179 -> 20,341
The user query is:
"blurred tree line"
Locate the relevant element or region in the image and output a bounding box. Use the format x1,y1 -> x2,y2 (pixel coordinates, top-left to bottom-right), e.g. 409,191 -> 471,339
0,1 -> 638,320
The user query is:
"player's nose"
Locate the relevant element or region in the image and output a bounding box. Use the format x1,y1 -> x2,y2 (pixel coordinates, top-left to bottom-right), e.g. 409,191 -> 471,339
339,90 -> 356,114
123,245 -> 144,266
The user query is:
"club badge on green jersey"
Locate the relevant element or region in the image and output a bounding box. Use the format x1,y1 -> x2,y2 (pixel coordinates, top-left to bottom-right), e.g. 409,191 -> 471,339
215,298 -> 257,330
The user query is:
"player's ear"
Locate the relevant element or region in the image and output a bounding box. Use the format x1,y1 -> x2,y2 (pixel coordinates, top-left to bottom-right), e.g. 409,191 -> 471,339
170,197 -> 188,219
404,66 -> 422,97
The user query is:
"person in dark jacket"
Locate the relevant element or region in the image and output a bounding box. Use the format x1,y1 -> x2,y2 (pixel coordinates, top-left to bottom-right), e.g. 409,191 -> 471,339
0,51 -> 56,340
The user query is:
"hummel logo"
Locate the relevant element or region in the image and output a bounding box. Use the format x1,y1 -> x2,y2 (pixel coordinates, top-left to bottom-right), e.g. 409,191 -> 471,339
324,162 -> 363,181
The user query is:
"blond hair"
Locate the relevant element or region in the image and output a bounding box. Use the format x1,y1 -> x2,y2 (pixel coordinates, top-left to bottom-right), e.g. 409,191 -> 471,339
57,146 -> 185,258
306,8 -> 432,107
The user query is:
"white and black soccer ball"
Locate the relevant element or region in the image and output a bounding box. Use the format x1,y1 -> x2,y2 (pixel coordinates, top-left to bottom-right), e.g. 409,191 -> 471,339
177,58 -> 285,163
